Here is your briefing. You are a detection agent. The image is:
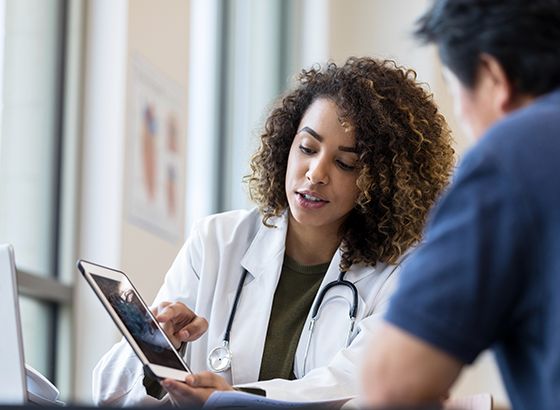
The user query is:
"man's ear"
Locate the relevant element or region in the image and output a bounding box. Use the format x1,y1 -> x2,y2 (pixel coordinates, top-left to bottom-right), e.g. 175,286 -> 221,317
478,53 -> 516,114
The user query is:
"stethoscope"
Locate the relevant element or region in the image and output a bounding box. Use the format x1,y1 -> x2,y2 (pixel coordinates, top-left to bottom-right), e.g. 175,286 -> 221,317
207,267 -> 359,376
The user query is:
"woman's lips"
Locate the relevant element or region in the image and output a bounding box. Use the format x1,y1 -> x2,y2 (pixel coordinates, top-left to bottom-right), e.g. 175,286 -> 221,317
295,192 -> 328,210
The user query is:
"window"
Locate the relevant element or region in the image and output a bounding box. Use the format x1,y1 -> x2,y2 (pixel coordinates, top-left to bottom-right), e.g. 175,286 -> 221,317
0,0 -> 81,400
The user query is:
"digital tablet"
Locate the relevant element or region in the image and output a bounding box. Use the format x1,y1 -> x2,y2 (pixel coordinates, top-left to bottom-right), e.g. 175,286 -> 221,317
78,259 -> 192,381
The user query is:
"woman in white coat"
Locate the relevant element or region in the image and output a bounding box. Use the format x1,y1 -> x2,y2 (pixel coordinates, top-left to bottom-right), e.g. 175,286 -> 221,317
93,57 -> 455,406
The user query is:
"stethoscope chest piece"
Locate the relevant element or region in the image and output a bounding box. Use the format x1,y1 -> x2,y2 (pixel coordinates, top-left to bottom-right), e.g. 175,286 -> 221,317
207,342 -> 232,373
208,268 -> 249,373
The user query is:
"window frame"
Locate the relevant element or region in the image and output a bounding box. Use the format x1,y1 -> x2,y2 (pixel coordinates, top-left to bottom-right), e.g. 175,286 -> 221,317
1,0 -> 85,398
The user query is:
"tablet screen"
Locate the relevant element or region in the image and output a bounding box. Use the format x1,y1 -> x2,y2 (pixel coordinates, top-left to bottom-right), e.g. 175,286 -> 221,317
90,273 -> 185,371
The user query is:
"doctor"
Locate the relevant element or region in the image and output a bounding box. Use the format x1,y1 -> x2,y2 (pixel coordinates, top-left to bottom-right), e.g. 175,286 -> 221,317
93,57 -> 455,406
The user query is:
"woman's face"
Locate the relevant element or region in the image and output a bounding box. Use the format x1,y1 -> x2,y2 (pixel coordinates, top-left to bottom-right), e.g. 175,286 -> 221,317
285,98 -> 360,232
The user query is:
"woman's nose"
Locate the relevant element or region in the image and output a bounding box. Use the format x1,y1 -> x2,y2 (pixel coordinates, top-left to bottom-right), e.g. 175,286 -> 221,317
306,158 -> 329,185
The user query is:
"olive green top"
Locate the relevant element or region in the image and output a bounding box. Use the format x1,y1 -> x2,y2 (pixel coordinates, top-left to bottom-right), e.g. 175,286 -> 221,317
144,255 -> 329,398
258,255 -> 329,381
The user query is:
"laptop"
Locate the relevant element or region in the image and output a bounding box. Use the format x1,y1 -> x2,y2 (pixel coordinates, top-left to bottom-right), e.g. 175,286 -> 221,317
0,244 -> 27,405
0,244 -> 64,406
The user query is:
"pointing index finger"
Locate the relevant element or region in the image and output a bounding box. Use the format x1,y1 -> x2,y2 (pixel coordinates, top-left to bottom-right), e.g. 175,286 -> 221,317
156,304 -> 181,323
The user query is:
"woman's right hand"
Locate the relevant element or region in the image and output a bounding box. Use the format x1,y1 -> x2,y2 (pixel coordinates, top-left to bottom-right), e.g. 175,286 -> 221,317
151,302 -> 208,349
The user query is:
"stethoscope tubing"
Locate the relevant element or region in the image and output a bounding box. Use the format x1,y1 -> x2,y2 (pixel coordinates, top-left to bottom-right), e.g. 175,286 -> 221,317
302,269 -> 358,376
310,270 -> 358,319
224,268 -> 249,344
208,266 -> 360,376
207,268 -> 249,373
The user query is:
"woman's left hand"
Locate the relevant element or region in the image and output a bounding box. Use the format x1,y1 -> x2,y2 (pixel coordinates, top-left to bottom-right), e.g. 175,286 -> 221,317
162,372 -> 235,406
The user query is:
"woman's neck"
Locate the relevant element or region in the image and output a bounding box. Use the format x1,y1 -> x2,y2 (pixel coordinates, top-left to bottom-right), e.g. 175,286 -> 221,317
285,212 -> 343,266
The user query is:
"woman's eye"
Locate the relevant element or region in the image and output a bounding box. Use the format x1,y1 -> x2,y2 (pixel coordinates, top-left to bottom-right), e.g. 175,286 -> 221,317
299,145 -> 314,154
337,160 -> 355,171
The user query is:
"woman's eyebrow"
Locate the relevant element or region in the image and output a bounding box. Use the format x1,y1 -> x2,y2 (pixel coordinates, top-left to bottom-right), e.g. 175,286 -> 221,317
300,125 -> 357,153
300,126 -> 323,142
339,145 -> 358,153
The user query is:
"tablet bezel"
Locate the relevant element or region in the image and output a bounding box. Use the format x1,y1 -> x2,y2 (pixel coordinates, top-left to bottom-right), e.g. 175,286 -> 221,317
77,259 -> 192,381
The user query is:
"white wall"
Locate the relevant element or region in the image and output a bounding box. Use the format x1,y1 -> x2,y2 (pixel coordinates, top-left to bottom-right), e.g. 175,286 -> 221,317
120,0 -> 190,307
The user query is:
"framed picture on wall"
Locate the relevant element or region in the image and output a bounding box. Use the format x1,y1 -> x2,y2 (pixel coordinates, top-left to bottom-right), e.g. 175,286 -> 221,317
126,52 -> 185,242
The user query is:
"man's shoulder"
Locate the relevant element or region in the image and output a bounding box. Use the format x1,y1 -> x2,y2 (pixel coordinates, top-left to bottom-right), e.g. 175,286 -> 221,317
485,88 -> 560,150
460,89 -> 560,190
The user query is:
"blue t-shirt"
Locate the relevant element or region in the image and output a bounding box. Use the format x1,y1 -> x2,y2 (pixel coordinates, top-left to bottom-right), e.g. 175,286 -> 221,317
385,88 -> 560,410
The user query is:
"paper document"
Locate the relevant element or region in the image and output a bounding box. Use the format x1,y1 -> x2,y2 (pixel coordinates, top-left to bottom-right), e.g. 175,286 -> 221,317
204,391 -> 350,409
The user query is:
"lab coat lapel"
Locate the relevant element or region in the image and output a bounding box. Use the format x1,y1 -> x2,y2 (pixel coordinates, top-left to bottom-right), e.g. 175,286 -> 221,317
228,213 -> 289,385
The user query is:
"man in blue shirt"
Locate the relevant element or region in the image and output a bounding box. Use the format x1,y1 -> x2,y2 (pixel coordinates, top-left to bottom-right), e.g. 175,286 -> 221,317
360,1 -> 560,409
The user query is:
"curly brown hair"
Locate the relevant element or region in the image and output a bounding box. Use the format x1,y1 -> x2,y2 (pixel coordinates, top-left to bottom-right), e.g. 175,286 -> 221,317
245,57 -> 455,270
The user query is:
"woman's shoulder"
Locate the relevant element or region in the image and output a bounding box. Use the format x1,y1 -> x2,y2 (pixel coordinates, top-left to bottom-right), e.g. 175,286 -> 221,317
189,208 -> 278,243
193,207 -> 260,225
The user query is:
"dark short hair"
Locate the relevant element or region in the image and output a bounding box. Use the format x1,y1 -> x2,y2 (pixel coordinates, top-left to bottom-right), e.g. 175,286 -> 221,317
245,57 -> 455,270
415,0 -> 560,95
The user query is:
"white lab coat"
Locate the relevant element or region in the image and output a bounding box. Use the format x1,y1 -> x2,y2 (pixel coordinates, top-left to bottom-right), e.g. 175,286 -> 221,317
93,208 -> 408,406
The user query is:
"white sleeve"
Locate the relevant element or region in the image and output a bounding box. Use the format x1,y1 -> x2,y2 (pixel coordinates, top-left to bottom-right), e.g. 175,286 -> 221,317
235,265 -> 402,402
92,224 -> 203,406
92,338 -> 171,406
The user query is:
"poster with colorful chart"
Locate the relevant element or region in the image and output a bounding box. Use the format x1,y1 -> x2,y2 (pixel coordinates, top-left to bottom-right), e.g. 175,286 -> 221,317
126,53 -> 185,242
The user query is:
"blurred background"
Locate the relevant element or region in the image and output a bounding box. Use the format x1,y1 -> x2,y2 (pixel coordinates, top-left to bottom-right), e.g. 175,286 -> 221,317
0,0 -> 509,407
